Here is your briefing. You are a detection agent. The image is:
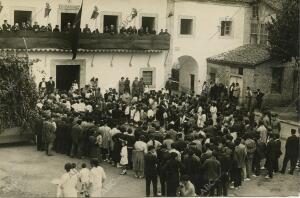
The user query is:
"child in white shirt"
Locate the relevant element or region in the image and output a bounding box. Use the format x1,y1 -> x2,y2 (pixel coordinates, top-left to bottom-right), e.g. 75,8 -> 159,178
79,163 -> 90,197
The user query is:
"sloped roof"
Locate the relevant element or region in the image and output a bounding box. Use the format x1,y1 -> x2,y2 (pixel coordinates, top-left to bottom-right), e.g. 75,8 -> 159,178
262,0 -> 282,10
176,0 -> 253,4
207,44 -> 271,66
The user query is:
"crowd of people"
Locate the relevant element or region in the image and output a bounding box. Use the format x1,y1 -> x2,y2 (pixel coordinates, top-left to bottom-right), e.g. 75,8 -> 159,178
0,19 -> 171,36
31,76 -> 299,197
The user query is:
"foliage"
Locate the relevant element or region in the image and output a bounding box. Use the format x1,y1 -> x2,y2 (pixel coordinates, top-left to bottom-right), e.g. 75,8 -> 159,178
0,52 -> 39,131
267,0 -> 299,62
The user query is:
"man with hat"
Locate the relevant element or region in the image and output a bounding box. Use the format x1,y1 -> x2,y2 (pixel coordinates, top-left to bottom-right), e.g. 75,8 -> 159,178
280,129 -> 299,175
2,20 -> 11,31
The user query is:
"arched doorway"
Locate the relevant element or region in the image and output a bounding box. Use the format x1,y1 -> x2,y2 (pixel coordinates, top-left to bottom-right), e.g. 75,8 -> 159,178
171,56 -> 199,93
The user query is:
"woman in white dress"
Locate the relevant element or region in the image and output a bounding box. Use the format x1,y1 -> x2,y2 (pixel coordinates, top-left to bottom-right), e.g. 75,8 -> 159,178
59,163 -> 78,197
89,159 -> 106,197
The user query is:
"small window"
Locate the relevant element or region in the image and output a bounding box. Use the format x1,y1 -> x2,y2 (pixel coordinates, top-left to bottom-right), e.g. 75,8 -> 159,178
221,21 -> 232,36
142,71 -> 153,86
142,16 -> 156,32
260,23 -> 268,45
250,23 -> 259,44
238,68 -> 243,75
180,18 -> 193,35
252,4 -> 259,19
271,68 -> 283,93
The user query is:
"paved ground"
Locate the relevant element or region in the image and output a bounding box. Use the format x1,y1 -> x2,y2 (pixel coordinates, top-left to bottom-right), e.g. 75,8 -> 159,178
0,143 -> 299,197
0,120 -> 299,197
269,105 -> 299,123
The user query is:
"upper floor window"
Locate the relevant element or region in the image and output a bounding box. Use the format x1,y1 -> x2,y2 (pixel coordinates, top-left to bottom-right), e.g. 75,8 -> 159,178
220,21 -> 232,36
142,16 -> 156,33
250,23 -> 259,44
260,23 -> 269,45
103,15 -> 119,33
271,67 -> 283,93
252,4 -> 259,19
180,18 -> 193,35
14,10 -> 32,25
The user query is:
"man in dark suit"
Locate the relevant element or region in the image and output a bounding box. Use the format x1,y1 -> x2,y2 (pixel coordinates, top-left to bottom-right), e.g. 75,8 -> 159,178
281,129 -> 299,175
38,78 -> 47,92
265,134 -> 277,178
273,133 -> 282,173
2,20 -> 11,32
32,21 -> 40,32
82,24 -> 91,33
46,77 -> 55,94
256,89 -> 264,111
144,145 -> 158,197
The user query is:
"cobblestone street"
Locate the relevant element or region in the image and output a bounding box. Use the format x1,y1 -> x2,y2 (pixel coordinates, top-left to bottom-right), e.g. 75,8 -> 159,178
0,141 -> 299,197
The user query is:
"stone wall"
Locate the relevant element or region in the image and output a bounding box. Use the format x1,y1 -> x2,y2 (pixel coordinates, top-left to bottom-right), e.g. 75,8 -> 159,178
207,61 -> 295,106
254,61 -> 295,106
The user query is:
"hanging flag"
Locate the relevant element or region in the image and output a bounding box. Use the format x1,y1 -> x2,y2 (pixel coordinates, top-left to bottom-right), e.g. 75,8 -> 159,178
131,8 -> 137,19
70,1 -> 83,60
91,6 -> 99,19
0,1 -> 3,14
44,3 -> 51,18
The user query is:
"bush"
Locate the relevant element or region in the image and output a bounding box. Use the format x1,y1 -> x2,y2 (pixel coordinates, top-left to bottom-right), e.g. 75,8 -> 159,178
0,52 -> 39,131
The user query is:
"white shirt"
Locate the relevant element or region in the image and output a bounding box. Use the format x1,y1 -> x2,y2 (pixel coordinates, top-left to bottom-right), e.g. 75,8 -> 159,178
79,168 -> 90,184
89,166 -> 106,197
147,109 -> 154,118
134,141 -> 148,153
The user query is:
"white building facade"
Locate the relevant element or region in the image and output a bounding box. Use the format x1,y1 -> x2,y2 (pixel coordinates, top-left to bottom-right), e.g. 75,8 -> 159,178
0,0 -> 265,93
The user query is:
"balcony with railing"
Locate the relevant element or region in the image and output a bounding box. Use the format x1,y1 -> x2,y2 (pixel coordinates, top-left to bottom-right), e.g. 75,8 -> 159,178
0,31 -> 170,52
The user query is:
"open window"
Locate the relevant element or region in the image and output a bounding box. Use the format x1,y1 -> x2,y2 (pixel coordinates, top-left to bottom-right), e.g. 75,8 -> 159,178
103,15 -> 119,31
61,13 -> 77,31
142,16 -> 156,32
180,18 -> 193,35
14,10 -> 32,25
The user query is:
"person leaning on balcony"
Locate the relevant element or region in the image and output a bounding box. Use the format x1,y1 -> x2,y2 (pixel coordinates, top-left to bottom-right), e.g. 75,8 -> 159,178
32,21 -> 40,32
21,22 -> 28,30
150,28 -> 156,35
53,25 -> 60,32
11,23 -> 20,32
46,23 -> 52,32
83,24 -> 91,34
159,29 -> 164,35
93,28 -> 100,34
2,20 -> 11,32
164,29 -> 170,35
64,22 -> 71,32
138,26 -> 144,36
120,26 -> 127,35
109,24 -> 117,35
145,27 -> 150,35
132,26 -> 138,35
103,25 -> 110,34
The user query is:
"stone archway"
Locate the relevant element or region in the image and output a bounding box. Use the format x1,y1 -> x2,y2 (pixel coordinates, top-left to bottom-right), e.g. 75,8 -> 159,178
171,55 -> 199,93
